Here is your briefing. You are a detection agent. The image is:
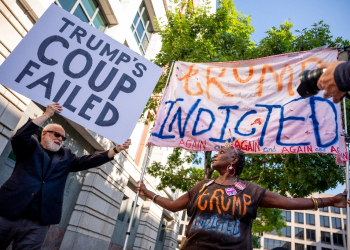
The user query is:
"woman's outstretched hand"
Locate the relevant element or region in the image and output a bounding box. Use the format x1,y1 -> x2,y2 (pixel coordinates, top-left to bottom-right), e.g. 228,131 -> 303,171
332,189 -> 348,208
136,180 -> 148,196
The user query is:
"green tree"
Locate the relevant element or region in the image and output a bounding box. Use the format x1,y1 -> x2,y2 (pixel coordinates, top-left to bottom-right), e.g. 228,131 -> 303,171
145,0 -> 349,243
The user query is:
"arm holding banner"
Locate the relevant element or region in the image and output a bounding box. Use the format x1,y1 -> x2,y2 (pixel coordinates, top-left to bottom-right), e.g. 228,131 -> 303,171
259,189 -> 348,210
136,180 -> 189,212
108,139 -> 131,158
32,103 -> 62,126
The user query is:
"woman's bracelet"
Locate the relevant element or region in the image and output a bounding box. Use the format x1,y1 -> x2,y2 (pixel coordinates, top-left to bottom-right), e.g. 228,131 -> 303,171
152,194 -> 159,203
311,197 -> 318,211
319,197 -> 325,208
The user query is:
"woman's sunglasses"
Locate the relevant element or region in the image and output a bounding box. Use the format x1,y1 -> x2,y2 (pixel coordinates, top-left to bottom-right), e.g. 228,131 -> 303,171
46,131 -> 67,141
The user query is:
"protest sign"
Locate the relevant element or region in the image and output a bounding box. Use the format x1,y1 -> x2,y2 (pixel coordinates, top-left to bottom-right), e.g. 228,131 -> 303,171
148,48 -> 349,164
0,4 -> 163,144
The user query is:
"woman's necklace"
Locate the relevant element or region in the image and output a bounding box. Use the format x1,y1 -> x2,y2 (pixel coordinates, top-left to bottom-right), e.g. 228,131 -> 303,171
218,177 -> 237,185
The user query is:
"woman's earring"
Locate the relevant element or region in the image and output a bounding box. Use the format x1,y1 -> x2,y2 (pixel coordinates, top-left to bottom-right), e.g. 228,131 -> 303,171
227,165 -> 235,176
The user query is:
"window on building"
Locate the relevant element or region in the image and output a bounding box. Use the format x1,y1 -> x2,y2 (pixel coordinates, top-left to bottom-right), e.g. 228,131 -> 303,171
332,217 -> 342,229
181,211 -> 186,221
263,238 -> 291,250
56,0 -> 108,31
295,243 -> 304,250
130,1 -> 154,56
306,229 -> 316,241
158,220 -> 167,241
342,208 -> 347,214
117,195 -> 129,221
333,233 -> 344,246
321,231 -> 331,244
321,248 -> 331,250
306,213 -> 315,225
282,227 -> 291,237
344,219 -> 347,230
320,215 -> 330,227
331,206 -> 340,214
295,212 -> 304,224
282,211 -> 291,222
295,227 -> 304,240
179,224 -> 183,235
306,246 -> 316,250
319,206 -> 328,212
268,227 -> 291,238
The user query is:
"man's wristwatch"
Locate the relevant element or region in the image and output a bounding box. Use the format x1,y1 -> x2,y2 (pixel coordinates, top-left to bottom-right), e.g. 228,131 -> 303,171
113,147 -> 119,154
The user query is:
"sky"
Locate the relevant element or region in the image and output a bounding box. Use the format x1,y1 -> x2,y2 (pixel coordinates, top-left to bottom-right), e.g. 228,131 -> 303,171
192,0 -> 350,195
232,0 -> 350,45
231,0 -> 349,195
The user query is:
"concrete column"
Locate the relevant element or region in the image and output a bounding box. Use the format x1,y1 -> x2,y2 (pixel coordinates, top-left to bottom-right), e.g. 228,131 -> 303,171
133,200 -> 163,250
59,156 -> 129,250
162,219 -> 179,250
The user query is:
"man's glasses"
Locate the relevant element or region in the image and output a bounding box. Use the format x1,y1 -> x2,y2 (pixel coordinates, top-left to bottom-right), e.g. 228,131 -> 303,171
46,131 -> 66,141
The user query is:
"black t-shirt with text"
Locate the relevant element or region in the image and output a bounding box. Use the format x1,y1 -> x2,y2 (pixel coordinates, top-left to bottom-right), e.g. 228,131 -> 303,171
181,179 -> 266,250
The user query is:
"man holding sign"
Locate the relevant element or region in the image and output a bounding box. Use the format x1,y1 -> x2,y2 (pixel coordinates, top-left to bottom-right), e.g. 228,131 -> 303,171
0,103 -> 131,249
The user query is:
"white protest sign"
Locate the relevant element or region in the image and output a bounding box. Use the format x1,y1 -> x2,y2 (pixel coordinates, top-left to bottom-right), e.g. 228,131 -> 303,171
149,49 -> 349,164
0,4 -> 163,144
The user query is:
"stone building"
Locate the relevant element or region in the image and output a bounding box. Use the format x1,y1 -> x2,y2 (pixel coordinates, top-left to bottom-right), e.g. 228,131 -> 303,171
256,193 -> 348,250
0,0 -> 215,249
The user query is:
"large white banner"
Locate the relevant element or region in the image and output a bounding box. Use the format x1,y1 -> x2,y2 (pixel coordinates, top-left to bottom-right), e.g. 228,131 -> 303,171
149,48 -> 349,164
0,4 -> 163,144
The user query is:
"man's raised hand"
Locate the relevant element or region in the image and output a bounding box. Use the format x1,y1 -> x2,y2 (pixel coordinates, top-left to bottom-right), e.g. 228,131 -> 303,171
115,139 -> 131,153
45,103 -> 63,117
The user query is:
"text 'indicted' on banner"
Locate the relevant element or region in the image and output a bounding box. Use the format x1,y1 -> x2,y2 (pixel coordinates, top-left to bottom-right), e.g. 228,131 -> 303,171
0,4 -> 163,144
148,48 -> 349,165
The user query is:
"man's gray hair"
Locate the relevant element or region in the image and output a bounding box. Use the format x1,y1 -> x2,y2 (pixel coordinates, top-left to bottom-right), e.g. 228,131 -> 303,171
43,123 -> 64,133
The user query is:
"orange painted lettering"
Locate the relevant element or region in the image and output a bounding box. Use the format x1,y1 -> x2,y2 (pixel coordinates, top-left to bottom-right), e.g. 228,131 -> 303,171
197,189 -> 210,210
243,194 -> 251,215
178,65 -> 203,96
232,196 -> 241,216
258,64 -> 294,97
210,189 -> 222,214
301,58 -> 322,72
206,67 -> 233,99
233,67 -> 254,83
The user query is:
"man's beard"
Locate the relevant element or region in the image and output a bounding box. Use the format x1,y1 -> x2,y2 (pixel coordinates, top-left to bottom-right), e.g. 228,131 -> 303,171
42,137 -> 62,152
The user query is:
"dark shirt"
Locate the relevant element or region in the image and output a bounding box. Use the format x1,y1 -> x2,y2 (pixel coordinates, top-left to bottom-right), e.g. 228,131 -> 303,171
334,61 -> 350,92
22,148 -> 55,221
181,179 -> 266,250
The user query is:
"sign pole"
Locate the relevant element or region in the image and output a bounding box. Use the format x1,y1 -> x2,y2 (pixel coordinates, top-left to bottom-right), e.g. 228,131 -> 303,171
122,60 -> 175,250
342,100 -> 350,248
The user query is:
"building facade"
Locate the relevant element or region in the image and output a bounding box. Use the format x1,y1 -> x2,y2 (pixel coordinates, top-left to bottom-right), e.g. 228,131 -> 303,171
257,193 -> 348,250
0,0 -> 217,249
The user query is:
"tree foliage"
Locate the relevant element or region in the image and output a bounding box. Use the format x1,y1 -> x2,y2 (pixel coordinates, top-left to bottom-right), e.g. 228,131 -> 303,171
145,0 -> 349,241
